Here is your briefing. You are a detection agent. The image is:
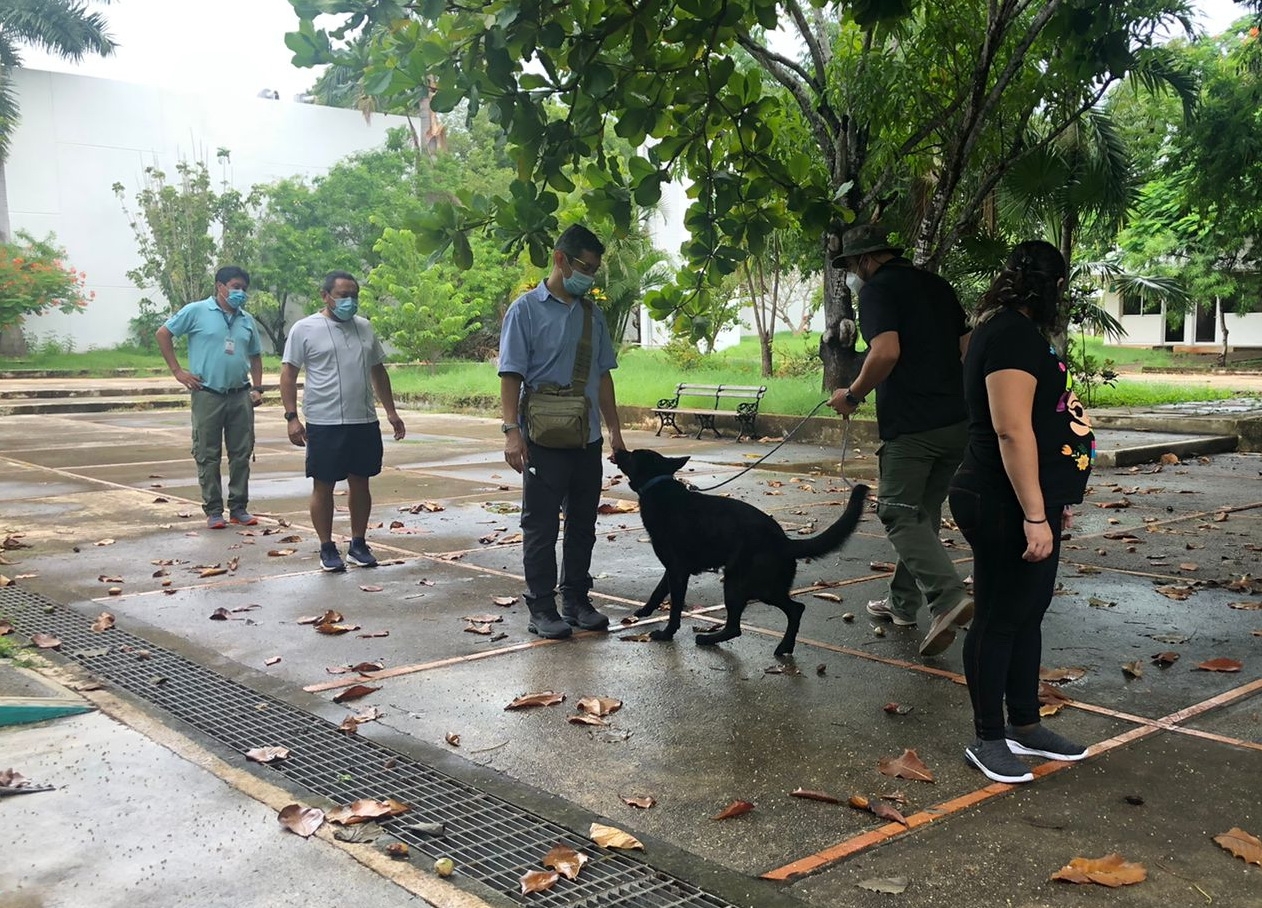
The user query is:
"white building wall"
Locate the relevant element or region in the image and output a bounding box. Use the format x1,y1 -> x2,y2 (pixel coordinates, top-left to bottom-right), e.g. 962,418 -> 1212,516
6,68 -> 411,349
1101,287 -> 1262,348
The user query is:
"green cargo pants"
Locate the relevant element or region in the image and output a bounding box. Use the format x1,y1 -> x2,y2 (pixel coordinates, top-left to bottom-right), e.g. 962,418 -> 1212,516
875,420 -> 968,623
190,389 -> 254,517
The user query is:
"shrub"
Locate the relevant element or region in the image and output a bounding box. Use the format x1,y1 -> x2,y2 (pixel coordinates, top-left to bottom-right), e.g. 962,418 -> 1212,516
0,231 -> 94,331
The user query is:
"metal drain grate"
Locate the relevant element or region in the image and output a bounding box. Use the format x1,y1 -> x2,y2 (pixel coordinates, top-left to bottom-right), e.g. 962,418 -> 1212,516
0,587 -> 759,908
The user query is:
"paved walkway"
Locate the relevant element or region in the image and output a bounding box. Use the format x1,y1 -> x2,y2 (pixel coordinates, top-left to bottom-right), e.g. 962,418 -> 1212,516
1,405 -> 1260,907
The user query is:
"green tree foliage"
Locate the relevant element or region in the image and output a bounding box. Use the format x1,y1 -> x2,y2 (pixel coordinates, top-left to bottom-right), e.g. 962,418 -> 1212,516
289,0 -> 1194,389
361,226 -> 488,361
113,151 -> 259,311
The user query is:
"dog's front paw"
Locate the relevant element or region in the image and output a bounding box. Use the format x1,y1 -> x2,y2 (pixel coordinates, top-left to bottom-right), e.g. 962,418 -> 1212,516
648,627 -> 677,642
695,629 -> 740,647
634,603 -> 658,619
773,642 -> 796,657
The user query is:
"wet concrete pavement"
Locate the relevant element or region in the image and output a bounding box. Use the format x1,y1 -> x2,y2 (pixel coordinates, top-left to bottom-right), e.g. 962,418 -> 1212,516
1,404 -> 1260,907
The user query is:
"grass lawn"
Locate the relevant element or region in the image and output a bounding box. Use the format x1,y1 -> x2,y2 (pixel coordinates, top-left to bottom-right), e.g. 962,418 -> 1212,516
3,335 -> 1253,415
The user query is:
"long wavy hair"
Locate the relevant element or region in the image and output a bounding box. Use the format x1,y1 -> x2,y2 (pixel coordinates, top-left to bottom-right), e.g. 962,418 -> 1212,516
973,240 -> 1067,331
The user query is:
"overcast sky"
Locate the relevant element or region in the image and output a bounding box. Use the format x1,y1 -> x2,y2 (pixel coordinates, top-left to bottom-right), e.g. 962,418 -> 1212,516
17,0 -> 1255,103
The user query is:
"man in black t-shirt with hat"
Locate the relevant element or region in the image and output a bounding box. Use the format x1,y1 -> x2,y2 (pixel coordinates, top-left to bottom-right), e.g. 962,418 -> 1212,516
828,224 -> 974,657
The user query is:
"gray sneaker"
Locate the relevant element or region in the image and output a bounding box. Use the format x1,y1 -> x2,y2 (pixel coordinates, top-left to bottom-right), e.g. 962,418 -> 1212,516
918,598 -> 975,657
965,739 -> 1034,784
1005,724 -> 1088,761
866,598 -> 916,627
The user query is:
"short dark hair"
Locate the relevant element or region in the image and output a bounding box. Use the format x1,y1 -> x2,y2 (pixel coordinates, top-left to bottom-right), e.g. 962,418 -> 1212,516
555,224 -> 605,259
215,266 -> 249,288
321,270 -> 359,294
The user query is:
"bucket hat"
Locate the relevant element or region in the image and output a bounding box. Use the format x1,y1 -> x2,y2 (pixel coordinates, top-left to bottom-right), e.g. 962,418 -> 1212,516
838,224 -> 903,260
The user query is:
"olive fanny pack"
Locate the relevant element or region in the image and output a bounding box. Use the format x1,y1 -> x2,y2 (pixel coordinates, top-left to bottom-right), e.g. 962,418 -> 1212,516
523,300 -> 593,450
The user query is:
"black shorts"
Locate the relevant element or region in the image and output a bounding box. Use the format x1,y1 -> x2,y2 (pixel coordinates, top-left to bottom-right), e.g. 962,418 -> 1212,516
305,422 -> 384,483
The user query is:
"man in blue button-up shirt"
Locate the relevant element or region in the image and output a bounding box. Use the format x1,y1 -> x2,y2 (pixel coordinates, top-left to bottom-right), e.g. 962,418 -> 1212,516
156,266 -> 264,530
499,225 -> 626,639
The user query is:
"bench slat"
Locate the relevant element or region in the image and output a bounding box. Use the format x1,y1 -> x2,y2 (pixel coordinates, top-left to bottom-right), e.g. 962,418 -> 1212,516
654,383 -> 766,440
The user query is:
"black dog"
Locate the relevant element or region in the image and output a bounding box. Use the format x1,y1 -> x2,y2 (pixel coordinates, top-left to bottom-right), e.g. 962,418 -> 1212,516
614,448 -> 870,655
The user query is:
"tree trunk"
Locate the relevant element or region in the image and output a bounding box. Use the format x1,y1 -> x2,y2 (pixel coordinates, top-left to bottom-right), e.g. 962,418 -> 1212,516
1218,300 -> 1229,368
818,231 -> 863,392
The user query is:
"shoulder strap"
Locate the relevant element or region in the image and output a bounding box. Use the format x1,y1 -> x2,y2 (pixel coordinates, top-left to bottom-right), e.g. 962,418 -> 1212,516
570,299 -> 594,392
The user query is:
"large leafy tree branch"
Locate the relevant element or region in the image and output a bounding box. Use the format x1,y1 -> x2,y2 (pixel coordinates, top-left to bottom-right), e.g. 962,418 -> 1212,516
289,0 -> 1192,389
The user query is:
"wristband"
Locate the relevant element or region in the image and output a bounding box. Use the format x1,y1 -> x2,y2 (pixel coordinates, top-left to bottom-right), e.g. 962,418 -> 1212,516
1023,517 -> 1047,524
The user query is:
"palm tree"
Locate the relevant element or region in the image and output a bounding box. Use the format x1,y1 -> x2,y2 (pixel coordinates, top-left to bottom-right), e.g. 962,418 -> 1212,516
0,0 -> 115,354
1,0 -> 116,237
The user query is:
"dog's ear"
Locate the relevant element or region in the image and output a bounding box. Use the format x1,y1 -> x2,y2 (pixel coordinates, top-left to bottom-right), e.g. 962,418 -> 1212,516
667,456 -> 690,473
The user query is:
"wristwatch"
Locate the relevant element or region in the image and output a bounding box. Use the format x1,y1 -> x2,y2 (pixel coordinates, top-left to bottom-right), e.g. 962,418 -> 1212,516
284,411 -> 299,421
844,388 -> 864,407
501,422 -> 520,433
252,385 -> 264,393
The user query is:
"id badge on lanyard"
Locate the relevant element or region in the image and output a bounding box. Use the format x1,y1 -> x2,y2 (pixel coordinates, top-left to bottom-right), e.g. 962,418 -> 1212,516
224,338 -> 236,356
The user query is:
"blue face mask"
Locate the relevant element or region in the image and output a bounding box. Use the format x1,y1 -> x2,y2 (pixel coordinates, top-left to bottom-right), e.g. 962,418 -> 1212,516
331,295 -> 359,322
563,271 -> 596,297
226,289 -> 248,309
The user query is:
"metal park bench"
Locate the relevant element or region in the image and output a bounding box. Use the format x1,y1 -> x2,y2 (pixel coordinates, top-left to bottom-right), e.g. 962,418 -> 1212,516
650,383 -> 768,441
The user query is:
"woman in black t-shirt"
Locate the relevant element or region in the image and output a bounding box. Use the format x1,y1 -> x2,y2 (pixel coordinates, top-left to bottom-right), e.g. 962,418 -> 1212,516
949,240 -> 1095,784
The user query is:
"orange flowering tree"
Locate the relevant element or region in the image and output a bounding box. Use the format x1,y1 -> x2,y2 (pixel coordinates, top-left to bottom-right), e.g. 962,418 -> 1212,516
0,231 -> 93,332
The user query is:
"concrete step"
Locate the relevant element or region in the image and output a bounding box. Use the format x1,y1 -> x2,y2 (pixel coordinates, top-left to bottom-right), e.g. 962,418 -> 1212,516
0,385 -> 183,400
1092,430 -> 1237,468
0,395 -> 191,416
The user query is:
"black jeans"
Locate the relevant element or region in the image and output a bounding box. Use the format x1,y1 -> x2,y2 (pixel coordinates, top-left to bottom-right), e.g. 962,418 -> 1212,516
520,440 -> 603,609
949,471 -> 1064,741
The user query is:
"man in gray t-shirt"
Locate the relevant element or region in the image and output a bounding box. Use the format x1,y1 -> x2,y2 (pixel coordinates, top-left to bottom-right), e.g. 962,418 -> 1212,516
280,271 -> 405,573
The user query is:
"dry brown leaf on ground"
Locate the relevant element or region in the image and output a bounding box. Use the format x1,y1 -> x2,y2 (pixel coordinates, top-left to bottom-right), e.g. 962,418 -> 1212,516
869,561 -> 896,572
857,876 -> 909,894
1154,585 -> 1195,601
543,844 -> 588,880
209,608 -> 234,621
1,534 -> 31,550
352,706 -> 382,723
878,749 -> 935,783
520,870 -> 560,895
589,822 -> 644,850
1151,651 -> 1180,666
620,795 -> 656,809
568,714 -> 608,727
357,630 -> 389,638
1051,853 -> 1146,887
277,804 -> 324,838
1214,827 -> 1262,866
316,623 -> 361,635
462,613 -> 504,624
1195,657 -> 1243,672
91,612 -> 115,632
267,548 -> 296,557
464,622 -> 494,635
791,788 -> 842,804
598,500 -> 639,514
332,684 -> 380,703
577,697 -> 622,717
492,595 -> 519,606
30,633 -> 60,649
337,717 -> 360,735
385,843 -> 408,858
358,584 -> 383,593
245,746 -> 290,764
445,732 -> 461,747
1228,601 -> 1262,610
0,621 -> 12,636
870,801 -> 909,826
199,567 -> 228,578
1097,499 -> 1132,509
97,574 -> 123,584
94,538 -> 116,546
812,592 -> 843,602
883,702 -> 913,716
1122,660 -> 1144,679
1039,666 -> 1086,683
712,800 -> 754,820
505,691 -> 566,710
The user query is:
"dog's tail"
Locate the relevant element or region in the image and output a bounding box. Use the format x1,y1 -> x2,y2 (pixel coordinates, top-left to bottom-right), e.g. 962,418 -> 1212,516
787,484 -> 870,560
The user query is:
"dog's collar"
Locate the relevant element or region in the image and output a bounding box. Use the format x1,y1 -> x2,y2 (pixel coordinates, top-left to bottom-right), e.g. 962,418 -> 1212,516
636,474 -> 675,494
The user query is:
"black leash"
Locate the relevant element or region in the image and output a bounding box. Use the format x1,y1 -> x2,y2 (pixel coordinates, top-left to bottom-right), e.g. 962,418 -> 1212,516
691,399 -> 849,492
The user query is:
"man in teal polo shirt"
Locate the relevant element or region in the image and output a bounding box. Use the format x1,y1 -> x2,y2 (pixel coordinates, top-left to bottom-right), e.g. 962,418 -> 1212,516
156,266 -> 265,529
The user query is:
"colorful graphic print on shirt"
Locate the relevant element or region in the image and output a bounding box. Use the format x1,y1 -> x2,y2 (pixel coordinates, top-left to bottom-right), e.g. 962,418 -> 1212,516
1054,349 -> 1095,471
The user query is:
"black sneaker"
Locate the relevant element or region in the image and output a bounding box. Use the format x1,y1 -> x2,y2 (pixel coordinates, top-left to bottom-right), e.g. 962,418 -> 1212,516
320,543 -> 346,573
965,739 -> 1034,784
1005,724 -> 1088,761
346,538 -> 378,568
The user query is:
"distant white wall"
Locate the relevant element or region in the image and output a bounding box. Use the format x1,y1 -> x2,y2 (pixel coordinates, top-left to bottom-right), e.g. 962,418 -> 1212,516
6,68 -> 411,349
1102,287 -> 1262,348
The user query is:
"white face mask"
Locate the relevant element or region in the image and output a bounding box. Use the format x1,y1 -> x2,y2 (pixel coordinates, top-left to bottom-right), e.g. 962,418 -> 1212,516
845,272 -> 865,296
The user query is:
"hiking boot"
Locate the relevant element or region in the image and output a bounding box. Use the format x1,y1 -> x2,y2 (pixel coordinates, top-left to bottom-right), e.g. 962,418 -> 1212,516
965,739 -> 1034,784
346,537 -> 378,568
207,513 -> 227,530
866,598 -> 917,627
229,509 -> 258,526
562,598 -> 610,631
918,598 -> 975,657
319,542 -> 346,573
1005,724 -> 1088,762
526,602 -> 572,639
